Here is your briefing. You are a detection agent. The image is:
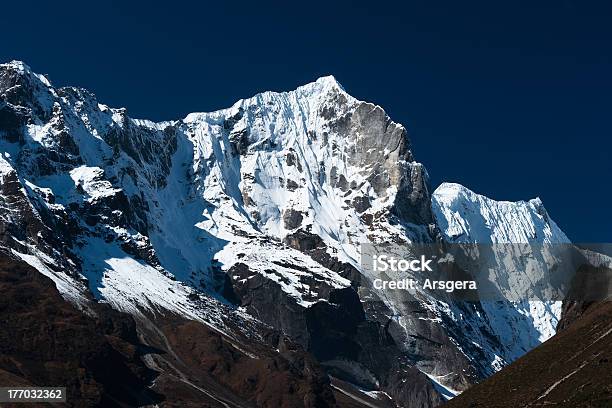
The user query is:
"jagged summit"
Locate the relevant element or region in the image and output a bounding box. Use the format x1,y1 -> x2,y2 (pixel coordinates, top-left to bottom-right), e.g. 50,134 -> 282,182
1,60 -> 349,125
287,74 -> 346,94
432,182 -> 569,244
0,60 -> 52,87
183,74 -> 351,123
239,74 -> 347,102
1,60 -> 32,73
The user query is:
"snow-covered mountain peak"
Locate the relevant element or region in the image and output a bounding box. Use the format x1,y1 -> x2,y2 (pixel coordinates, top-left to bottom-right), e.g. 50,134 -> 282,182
293,74 -> 348,99
175,70 -> 433,254
1,60 -> 34,76
183,74 -> 349,123
0,60 -> 57,123
432,182 -> 569,243
251,74 -> 348,103
1,60 -> 52,88
0,61 -> 582,406
2,60 -> 31,74
313,74 -> 343,86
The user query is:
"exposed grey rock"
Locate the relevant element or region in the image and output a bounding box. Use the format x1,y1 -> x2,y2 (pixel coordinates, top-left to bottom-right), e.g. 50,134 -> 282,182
283,208 -> 304,230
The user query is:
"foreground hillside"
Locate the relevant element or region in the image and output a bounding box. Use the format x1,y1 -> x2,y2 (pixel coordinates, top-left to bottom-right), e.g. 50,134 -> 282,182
0,253 -> 356,407
444,299 -> 612,407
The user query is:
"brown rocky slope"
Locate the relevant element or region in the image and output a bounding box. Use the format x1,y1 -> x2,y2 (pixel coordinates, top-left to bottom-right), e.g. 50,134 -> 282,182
0,253 -> 356,407
0,253 -> 163,407
443,299 -> 612,408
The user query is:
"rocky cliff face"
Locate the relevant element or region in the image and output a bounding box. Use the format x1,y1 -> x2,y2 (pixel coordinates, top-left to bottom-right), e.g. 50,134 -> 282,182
0,60 -> 579,407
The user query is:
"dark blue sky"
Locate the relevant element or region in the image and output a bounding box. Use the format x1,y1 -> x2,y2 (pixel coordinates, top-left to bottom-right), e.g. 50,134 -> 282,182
2,1 -> 610,241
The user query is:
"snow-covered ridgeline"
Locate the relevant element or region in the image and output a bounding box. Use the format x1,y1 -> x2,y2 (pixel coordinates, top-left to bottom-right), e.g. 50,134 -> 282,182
432,182 -> 569,244
431,182 -> 570,364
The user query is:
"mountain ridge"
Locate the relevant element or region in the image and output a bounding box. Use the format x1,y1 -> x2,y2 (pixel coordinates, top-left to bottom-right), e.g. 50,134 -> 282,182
0,60 -> 579,407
